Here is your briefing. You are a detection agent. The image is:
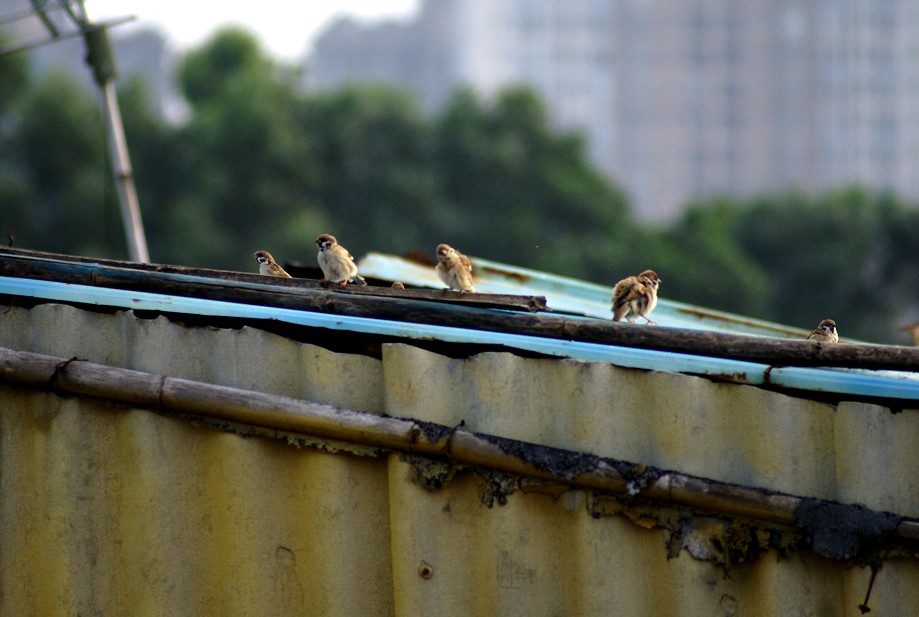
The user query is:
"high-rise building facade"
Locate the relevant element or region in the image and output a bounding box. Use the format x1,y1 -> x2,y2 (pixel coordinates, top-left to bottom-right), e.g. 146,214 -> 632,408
308,0 -> 919,220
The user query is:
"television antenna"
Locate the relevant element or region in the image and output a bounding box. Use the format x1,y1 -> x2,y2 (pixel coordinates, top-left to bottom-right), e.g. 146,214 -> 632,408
0,0 -> 150,263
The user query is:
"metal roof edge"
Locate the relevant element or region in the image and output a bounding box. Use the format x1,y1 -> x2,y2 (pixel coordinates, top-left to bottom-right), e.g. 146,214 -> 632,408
3,276 -> 919,403
357,252 -> 828,339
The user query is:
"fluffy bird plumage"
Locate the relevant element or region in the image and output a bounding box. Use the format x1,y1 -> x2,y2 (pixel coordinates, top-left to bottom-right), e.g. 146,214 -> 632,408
901,322 -> 919,345
434,243 -> 475,293
611,269 -> 661,323
807,319 -> 839,343
253,250 -> 292,278
315,234 -> 366,287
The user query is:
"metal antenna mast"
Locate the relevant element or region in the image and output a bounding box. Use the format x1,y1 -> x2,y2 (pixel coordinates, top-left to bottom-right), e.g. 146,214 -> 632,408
1,0 -> 150,263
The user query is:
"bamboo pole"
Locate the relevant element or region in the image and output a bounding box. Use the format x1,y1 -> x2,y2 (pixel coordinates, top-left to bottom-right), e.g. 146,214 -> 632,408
0,248 -> 548,312
2,248 -> 919,370
1,346 -> 917,545
81,21 -> 150,263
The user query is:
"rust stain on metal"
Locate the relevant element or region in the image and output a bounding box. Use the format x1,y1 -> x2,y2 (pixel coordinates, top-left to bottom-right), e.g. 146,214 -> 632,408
674,306 -> 802,336
705,371 -> 755,384
403,454 -> 459,491
589,493 -> 798,570
402,251 -> 436,267
479,432 -> 605,481
794,499 -> 902,562
477,265 -> 532,284
624,464 -> 662,496
763,366 -> 776,385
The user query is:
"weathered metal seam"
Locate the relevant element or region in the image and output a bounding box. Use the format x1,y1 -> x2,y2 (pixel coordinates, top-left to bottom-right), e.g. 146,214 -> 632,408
1,345 -> 918,552
3,276 -> 919,401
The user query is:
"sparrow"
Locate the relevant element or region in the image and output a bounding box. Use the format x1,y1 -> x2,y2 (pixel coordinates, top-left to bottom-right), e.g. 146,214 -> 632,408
807,319 -> 839,343
899,322 -> 919,345
315,234 -> 366,287
253,250 -> 292,278
434,243 -> 475,293
611,269 -> 661,323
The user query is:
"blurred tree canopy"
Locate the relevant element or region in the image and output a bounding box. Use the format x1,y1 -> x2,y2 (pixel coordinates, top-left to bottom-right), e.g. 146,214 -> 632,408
2,27 -> 919,343
659,189 -> 919,342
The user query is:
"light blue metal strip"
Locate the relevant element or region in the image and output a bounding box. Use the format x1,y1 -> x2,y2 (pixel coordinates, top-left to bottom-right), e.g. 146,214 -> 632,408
358,252 -> 813,338
766,366 -> 919,400
3,276 -> 918,401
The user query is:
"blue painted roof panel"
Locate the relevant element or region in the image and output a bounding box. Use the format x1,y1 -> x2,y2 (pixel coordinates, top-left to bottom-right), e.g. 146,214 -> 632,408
3,274 -> 919,402
357,253 -> 814,339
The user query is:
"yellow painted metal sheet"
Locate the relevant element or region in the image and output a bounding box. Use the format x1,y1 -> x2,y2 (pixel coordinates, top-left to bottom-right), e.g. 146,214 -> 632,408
834,401 -> 919,515
0,303 -> 384,413
2,391 -> 914,617
1,303 -> 918,616
0,392 -> 393,616
382,344 -> 842,505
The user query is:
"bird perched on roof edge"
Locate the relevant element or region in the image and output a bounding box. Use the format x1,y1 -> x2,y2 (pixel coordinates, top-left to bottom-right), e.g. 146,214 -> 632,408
806,319 -> 839,343
315,234 -> 366,287
899,322 -> 919,345
253,250 -> 292,278
434,243 -> 475,293
611,269 -> 661,323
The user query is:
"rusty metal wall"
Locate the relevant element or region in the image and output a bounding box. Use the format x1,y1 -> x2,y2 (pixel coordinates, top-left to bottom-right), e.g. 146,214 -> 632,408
1,303 -> 918,616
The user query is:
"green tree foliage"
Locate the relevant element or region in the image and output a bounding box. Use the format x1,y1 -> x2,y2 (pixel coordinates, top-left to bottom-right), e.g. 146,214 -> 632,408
301,85 -> 435,256
0,44 -> 31,238
0,38 -> 28,110
170,27 -> 323,267
4,70 -> 124,257
654,188 -> 919,342
730,188 -> 919,342
138,27 -> 631,274
117,77 -> 186,246
2,26 -> 919,343
652,198 -> 769,316
2,28 -> 632,275
432,88 -> 633,278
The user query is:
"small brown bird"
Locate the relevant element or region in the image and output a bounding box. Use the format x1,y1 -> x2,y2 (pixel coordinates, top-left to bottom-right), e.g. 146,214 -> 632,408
315,234 -> 366,287
391,282 -> 405,289
611,269 -> 661,323
900,322 -> 919,345
807,319 -> 839,343
253,250 -> 292,278
434,243 -> 475,293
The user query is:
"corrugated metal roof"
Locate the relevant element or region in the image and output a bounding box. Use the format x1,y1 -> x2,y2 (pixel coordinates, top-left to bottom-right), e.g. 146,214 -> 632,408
3,274 -> 919,402
2,248 -> 919,615
358,252 -> 811,337
2,248 -> 917,403
1,302 -> 918,616
362,252 -> 919,398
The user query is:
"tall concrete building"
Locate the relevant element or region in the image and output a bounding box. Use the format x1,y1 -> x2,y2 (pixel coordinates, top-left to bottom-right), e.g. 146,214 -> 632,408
308,0 -> 919,220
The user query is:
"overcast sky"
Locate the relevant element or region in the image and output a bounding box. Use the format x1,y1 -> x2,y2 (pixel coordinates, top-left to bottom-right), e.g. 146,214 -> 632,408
85,0 -> 420,59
